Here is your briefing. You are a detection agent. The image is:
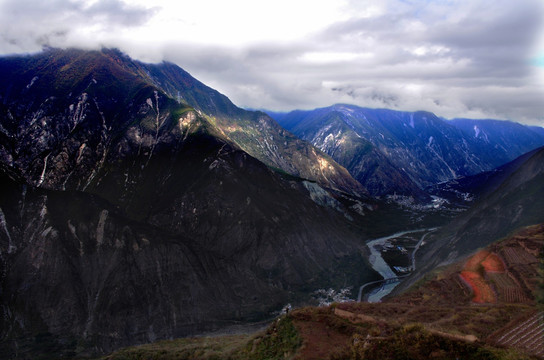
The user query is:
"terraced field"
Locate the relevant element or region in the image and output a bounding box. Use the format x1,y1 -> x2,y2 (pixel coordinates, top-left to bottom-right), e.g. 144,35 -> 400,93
383,224 -> 544,357
460,270 -> 496,303
457,225 -> 542,305
458,249 -> 504,303
488,311 -> 544,358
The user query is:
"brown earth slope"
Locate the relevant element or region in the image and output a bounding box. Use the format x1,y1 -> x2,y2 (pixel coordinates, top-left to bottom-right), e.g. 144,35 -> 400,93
325,223 -> 544,359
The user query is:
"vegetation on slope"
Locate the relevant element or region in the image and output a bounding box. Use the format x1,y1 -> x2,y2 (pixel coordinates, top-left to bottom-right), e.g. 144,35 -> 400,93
101,316 -> 301,360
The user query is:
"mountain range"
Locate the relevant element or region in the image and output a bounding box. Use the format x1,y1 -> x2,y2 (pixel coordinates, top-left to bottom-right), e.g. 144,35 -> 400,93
0,48 -> 364,198
0,48 -> 543,359
270,105 -> 544,199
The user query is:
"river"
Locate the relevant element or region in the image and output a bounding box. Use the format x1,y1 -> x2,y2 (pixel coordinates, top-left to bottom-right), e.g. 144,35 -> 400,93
360,228 -> 437,302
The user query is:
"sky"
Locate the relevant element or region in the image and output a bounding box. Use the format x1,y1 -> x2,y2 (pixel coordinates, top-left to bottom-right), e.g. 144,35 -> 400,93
0,0 -> 543,125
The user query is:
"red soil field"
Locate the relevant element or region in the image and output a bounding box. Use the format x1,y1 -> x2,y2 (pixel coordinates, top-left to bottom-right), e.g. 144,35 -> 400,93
460,250 -> 507,303
480,253 -> 505,272
291,310 -> 352,360
463,250 -> 490,270
460,270 -> 496,303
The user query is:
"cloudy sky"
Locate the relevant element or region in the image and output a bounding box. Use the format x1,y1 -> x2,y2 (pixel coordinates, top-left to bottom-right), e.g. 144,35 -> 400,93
1,0 -> 543,125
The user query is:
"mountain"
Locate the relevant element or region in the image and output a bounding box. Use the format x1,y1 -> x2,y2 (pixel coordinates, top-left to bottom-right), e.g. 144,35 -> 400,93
0,139 -> 373,358
448,118 -> 544,166
0,48 -> 378,358
398,145 -> 544,292
276,107 -> 427,199
427,146 -> 544,206
530,125 -> 544,137
271,104 -> 544,199
2,47 -> 541,358
0,48 -> 364,198
146,63 -> 367,197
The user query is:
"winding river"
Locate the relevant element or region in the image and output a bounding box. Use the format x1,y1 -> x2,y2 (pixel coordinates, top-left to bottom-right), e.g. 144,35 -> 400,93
359,228 -> 437,302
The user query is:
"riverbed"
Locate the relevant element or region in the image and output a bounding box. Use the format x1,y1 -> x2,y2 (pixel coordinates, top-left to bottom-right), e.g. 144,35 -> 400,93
361,228 -> 437,302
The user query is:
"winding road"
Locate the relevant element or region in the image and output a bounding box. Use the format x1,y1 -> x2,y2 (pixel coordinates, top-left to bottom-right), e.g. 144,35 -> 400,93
410,230 -> 435,270
358,228 -> 437,302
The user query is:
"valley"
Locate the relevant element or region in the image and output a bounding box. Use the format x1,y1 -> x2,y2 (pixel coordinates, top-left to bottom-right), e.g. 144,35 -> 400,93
359,228 -> 437,302
0,48 -> 542,359
101,224 -> 544,360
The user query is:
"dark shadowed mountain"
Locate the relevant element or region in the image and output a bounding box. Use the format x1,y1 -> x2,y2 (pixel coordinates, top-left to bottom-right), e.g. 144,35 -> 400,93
397,145 -> 544,293
0,48 -> 378,358
0,138 -> 373,358
427,146 -> 544,206
271,105 -> 544,199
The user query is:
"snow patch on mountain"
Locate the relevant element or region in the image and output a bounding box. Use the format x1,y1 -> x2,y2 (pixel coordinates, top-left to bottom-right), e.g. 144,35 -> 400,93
473,125 -> 480,138
26,76 -> 38,89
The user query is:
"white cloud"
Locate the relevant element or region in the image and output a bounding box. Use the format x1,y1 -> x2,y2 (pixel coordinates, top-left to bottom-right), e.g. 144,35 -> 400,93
0,0 -> 543,125
124,0 -> 348,46
298,51 -> 374,63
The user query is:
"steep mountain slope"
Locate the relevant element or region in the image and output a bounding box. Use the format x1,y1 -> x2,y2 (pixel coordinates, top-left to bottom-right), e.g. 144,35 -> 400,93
399,146 -> 544,292
114,51 -> 365,196
275,108 -> 426,199
0,49 -> 378,358
0,134 -> 374,358
273,105 -> 544,198
530,125 -> 544,137
449,118 -> 544,166
0,48 -> 364,197
427,146 -> 544,206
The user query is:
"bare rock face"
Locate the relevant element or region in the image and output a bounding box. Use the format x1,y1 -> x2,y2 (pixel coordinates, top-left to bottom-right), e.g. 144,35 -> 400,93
0,145 -> 368,357
0,49 -> 376,358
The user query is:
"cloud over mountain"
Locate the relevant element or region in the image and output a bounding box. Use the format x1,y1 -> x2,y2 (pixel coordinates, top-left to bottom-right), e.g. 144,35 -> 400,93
0,0 -> 543,124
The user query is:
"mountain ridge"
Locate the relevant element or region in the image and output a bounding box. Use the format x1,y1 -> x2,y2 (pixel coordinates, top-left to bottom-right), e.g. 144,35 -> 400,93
0,48 -> 365,198
0,48 -> 378,357
270,104 -> 544,199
